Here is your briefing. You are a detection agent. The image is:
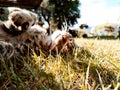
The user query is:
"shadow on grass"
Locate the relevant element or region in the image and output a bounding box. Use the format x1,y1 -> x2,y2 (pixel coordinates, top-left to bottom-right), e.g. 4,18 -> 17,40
88,35 -> 118,40
0,56 -> 61,90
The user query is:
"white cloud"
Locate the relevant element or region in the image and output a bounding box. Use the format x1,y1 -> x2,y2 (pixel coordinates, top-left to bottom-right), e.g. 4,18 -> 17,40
78,0 -> 120,26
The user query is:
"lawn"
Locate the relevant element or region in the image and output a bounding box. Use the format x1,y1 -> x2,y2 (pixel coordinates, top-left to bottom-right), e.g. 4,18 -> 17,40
0,38 -> 120,90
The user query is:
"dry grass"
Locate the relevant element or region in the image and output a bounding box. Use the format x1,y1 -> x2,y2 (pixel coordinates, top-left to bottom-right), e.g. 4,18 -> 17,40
1,38 -> 120,90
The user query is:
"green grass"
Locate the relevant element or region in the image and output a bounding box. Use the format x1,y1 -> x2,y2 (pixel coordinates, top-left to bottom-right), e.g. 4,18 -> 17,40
1,38 -> 120,90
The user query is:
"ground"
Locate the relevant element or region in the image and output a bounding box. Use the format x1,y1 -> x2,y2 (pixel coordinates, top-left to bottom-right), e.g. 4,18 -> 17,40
1,37 -> 120,90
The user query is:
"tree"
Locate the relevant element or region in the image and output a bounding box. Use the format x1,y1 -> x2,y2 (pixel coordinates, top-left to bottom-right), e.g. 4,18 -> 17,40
40,0 -> 80,29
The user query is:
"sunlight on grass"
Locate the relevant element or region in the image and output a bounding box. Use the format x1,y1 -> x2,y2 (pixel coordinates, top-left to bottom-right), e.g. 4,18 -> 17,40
75,38 -> 120,73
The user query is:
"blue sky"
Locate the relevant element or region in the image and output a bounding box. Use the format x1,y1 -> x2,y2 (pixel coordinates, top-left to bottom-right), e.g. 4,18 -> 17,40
78,0 -> 120,26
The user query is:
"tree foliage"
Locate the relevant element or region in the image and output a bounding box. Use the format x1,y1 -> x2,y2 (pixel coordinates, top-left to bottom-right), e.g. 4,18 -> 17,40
41,0 -> 80,29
